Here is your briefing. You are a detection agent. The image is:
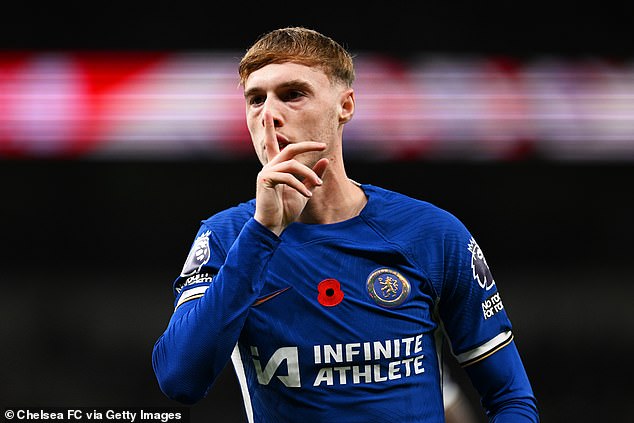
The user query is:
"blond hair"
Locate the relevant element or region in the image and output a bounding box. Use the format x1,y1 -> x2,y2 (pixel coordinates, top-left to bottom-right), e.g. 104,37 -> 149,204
238,27 -> 355,87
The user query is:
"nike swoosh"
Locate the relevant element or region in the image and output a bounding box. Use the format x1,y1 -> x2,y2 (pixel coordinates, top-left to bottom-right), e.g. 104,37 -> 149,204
253,286 -> 291,307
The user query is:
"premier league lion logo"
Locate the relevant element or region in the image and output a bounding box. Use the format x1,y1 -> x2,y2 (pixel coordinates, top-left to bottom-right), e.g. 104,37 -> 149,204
180,230 -> 211,277
468,238 -> 495,290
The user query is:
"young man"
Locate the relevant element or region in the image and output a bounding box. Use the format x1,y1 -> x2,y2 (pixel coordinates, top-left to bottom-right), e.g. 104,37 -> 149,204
152,27 -> 539,422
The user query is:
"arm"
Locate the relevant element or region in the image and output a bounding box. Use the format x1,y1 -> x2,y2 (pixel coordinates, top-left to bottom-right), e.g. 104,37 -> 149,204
152,218 -> 280,404
434,218 -> 539,422
463,341 -> 539,422
152,112 -> 327,404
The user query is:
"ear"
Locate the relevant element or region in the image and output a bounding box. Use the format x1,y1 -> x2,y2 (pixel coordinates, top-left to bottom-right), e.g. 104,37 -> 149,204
338,88 -> 355,124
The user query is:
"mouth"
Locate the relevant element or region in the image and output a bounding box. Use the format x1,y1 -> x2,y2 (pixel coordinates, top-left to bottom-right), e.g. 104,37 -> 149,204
276,134 -> 290,151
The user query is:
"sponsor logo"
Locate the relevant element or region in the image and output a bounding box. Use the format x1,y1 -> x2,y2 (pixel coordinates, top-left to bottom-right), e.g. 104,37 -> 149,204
180,230 -> 211,277
312,335 -> 425,386
250,334 -> 425,388
366,268 -> 410,307
481,291 -> 504,319
251,346 -> 301,387
468,238 -> 495,290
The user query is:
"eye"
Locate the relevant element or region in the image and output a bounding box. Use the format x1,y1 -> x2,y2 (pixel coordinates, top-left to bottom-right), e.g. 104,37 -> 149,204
248,95 -> 265,106
282,90 -> 305,101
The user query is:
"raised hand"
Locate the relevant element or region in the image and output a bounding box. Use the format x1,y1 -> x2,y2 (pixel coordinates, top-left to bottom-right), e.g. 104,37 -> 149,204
254,112 -> 329,236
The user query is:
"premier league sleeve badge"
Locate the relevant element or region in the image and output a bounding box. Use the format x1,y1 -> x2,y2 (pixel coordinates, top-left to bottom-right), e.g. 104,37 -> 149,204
180,230 -> 212,277
467,237 -> 496,291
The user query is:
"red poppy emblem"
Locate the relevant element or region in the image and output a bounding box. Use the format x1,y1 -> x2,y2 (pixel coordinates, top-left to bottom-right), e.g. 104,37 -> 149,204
317,278 -> 344,307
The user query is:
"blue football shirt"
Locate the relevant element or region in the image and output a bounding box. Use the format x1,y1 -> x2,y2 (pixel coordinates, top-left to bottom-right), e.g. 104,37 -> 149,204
153,184 -> 537,422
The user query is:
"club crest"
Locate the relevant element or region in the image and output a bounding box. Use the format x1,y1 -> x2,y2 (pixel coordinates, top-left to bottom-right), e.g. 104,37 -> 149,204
468,238 -> 495,290
366,268 -> 410,308
180,230 -> 211,277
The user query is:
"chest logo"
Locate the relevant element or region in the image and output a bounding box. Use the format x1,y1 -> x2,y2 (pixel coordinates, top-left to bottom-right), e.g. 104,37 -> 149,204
366,268 -> 410,307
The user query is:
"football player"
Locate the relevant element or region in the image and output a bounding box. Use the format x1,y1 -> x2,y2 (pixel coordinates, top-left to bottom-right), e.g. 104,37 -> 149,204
152,27 -> 539,422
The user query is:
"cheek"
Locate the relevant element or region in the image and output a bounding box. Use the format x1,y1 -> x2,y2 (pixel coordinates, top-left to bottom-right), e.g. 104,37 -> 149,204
246,118 -> 266,162
247,116 -> 261,141
303,107 -> 338,136
248,124 -> 258,141
246,112 -> 256,132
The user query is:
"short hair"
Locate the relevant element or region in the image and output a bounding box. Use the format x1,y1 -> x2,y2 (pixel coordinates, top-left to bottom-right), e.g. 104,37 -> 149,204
238,27 -> 355,87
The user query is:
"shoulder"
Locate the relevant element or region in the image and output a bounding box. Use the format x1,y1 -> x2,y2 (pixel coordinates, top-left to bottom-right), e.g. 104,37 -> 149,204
362,184 -> 466,237
200,199 -> 256,239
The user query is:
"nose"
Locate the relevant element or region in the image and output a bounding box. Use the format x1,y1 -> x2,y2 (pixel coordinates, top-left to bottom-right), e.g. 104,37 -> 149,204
261,99 -> 283,128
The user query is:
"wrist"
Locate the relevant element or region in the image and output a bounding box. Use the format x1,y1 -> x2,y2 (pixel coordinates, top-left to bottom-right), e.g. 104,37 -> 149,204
253,214 -> 284,237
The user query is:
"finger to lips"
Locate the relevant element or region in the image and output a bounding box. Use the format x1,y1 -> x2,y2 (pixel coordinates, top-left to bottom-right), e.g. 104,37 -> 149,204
263,111 -> 279,161
261,111 -> 326,163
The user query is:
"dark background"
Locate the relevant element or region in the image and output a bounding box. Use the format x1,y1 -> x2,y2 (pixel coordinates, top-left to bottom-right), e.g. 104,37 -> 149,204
2,2 -> 634,422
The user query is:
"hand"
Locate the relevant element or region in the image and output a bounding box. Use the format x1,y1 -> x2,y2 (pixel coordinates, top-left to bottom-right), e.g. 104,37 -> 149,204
254,112 -> 329,236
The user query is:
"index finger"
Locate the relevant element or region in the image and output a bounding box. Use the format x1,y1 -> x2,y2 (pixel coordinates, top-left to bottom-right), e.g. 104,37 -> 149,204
263,111 -> 280,163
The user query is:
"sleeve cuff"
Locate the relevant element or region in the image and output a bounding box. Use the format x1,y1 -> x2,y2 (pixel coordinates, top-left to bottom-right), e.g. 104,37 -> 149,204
456,331 -> 514,367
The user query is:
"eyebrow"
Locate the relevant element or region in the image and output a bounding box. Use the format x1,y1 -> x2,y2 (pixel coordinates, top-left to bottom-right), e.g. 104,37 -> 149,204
243,79 -> 314,99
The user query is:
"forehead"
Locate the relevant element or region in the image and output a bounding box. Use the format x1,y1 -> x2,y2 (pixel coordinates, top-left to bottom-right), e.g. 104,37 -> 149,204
243,62 -> 331,92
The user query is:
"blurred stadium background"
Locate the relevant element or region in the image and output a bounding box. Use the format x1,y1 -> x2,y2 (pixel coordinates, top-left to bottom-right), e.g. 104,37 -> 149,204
2,2 -> 633,421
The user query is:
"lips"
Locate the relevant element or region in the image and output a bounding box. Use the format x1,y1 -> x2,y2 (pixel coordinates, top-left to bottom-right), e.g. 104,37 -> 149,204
276,134 -> 290,151
262,133 -> 290,154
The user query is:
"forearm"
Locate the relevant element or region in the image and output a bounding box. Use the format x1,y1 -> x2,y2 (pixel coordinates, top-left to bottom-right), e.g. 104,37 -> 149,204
152,218 -> 279,403
465,341 -> 539,422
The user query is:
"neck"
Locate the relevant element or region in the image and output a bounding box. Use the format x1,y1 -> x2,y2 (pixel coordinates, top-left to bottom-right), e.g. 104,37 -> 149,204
299,161 -> 367,225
